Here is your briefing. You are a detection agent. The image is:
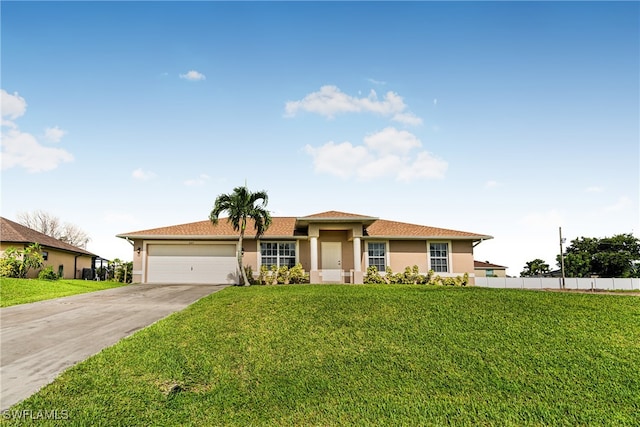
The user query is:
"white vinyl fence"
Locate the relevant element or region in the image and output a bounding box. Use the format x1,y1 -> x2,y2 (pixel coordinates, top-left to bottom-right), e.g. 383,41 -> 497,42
475,277 -> 640,291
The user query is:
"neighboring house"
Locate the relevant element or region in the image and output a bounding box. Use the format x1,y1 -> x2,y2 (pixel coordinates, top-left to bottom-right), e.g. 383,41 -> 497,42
0,217 -> 97,279
474,260 -> 508,278
117,211 -> 493,285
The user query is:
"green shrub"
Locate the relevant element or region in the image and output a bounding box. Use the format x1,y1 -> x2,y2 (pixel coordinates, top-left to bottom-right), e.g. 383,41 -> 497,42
277,266 -> 290,284
364,266 -> 385,284
364,264 -> 468,286
288,263 -> 309,284
38,266 -> 60,280
0,257 -> 20,278
0,244 -> 44,278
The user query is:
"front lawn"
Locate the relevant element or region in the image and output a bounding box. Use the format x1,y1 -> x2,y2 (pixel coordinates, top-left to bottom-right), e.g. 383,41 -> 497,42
3,286 -> 639,425
0,278 -> 129,307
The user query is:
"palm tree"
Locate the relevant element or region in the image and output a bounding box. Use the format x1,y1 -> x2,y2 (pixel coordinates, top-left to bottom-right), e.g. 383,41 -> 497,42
209,185 -> 272,286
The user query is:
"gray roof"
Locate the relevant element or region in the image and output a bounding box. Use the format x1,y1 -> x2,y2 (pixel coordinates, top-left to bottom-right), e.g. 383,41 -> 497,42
1,217 -> 96,256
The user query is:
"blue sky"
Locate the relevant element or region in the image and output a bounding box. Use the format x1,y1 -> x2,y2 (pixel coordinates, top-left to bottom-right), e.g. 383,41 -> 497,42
2,1 -> 638,275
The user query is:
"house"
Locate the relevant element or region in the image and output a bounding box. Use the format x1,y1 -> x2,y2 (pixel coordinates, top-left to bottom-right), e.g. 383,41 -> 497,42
0,217 -> 97,279
474,260 -> 508,278
117,211 -> 492,285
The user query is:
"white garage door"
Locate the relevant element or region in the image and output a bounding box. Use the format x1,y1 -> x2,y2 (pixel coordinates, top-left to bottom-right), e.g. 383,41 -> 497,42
146,244 -> 238,284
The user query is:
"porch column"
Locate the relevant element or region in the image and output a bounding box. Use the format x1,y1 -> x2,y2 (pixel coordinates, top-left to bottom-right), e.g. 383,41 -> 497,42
353,237 -> 363,284
310,236 -> 321,283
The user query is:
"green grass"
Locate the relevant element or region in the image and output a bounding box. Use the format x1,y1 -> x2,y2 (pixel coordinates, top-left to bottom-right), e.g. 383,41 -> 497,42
0,278 -> 128,307
3,286 -> 639,426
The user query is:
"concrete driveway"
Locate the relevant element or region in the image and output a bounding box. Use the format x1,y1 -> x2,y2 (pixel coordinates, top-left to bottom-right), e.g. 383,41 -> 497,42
0,283 -> 228,411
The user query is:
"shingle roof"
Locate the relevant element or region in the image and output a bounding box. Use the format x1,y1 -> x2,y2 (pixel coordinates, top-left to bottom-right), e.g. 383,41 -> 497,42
117,217 -> 298,238
365,219 -> 489,239
118,212 -> 492,241
300,211 -> 377,220
1,217 -> 96,256
474,260 -> 507,269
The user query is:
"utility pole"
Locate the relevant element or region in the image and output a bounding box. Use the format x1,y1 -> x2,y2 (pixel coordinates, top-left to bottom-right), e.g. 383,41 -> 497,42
559,226 -> 566,289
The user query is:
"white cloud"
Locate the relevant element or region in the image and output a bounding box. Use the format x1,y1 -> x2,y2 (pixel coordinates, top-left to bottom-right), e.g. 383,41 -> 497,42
397,151 -> 448,182
485,180 -> 500,189
304,141 -> 370,179
284,85 -> 422,125
1,89 -> 27,121
363,127 -> 421,155
604,196 -> 631,212
305,127 -> 447,182
1,127 -> 74,172
367,78 -> 386,85
184,174 -> 211,187
179,70 -> 206,81
392,112 -> 423,126
44,126 -> 67,142
1,90 -> 74,172
132,168 -> 156,181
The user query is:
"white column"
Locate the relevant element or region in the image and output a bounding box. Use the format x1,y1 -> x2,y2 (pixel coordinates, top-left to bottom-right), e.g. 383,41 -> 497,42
353,237 -> 361,272
310,237 -> 318,271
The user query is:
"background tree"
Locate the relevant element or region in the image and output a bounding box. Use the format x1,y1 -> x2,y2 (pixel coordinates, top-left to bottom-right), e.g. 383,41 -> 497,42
520,258 -> 550,277
209,185 -> 272,286
557,233 -> 640,278
107,258 -> 133,283
17,210 -> 91,249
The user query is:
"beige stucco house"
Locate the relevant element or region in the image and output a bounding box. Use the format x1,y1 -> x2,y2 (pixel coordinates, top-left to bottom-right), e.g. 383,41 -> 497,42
0,217 -> 96,279
117,211 -> 492,285
474,260 -> 508,278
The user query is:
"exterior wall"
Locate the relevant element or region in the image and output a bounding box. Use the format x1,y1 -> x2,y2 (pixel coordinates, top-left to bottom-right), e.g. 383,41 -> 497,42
298,239 -> 311,272
131,239 -> 143,283
0,242 -> 18,254
43,250 -> 92,279
388,240 -> 428,273
451,240 -> 474,274
1,242 -> 92,279
474,268 -> 507,278
450,240 -> 475,284
242,239 -> 258,274
128,234 -> 481,285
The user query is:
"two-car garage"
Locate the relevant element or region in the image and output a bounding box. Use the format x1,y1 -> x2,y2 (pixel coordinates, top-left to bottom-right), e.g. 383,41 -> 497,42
145,243 -> 239,284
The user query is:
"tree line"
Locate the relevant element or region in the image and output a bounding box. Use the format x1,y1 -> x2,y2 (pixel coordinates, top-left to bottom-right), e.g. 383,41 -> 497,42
521,233 -> 640,278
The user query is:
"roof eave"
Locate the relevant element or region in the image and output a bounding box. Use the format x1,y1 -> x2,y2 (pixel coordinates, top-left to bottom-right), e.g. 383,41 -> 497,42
116,234 -> 303,240
364,235 -> 494,241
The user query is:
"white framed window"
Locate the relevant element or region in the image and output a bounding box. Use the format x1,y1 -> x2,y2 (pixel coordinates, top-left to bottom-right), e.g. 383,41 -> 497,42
367,242 -> 386,272
260,242 -> 296,268
429,242 -> 450,273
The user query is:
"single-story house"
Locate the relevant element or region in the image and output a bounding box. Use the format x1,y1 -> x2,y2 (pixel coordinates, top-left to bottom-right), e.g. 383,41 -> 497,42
474,260 -> 508,278
0,217 -> 97,279
117,211 -> 492,285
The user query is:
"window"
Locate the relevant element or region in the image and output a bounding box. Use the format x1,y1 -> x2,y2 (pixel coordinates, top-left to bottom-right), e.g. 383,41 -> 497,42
430,243 -> 449,273
261,242 -> 296,268
368,242 -> 386,272
42,251 -> 48,261
486,269 -> 495,277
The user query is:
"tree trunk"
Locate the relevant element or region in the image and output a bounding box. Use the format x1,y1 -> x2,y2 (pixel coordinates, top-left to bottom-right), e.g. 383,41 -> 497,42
238,232 -> 250,286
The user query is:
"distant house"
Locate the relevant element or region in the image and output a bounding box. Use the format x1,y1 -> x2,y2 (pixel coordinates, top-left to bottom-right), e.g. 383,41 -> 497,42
117,210 -> 493,285
0,217 -> 97,279
474,260 -> 507,278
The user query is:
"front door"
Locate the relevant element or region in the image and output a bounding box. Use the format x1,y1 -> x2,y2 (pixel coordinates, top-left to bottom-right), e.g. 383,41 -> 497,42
321,242 -> 342,283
